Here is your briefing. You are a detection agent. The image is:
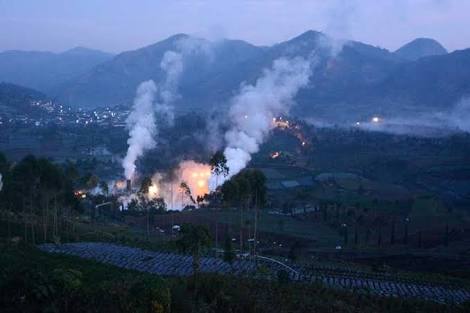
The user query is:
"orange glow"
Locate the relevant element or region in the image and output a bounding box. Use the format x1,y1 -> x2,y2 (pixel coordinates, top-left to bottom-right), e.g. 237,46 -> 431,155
177,161 -> 211,199
148,184 -> 159,198
273,117 -> 290,129
115,180 -> 126,190
146,161 -> 212,210
74,190 -> 87,199
271,151 -> 280,159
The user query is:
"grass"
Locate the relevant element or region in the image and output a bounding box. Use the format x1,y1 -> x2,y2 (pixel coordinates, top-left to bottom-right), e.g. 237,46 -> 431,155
179,208 -> 342,246
231,210 -> 339,243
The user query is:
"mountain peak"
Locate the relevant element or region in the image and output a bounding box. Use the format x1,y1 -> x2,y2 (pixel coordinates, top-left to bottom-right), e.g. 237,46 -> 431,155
395,38 -> 447,61
287,30 -> 326,43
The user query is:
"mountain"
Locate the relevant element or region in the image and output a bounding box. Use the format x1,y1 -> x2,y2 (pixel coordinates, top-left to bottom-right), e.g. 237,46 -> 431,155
395,38 -> 448,61
378,48 -> 470,110
0,82 -> 49,116
55,31 -> 404,111
295,49 -> 470,121
55,34 -> 266,109
0,47 -> 113,94
3,32 -> 469,123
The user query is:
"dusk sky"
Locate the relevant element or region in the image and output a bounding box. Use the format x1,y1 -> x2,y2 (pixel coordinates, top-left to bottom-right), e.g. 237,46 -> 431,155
1,0 -> 469,53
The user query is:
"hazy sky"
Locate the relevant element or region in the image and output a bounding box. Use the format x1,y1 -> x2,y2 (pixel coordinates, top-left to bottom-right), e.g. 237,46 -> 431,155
1,0 -> 469,53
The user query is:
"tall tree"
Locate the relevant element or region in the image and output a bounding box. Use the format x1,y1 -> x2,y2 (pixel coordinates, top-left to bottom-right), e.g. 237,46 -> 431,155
99,181 -> 109,196
210,151 -> 229,251
236,176 -> 250,253
223,235 -> 236,270
0,151 -> 8,175
140,176 -> 153,239
37,158 -> 64,241
12,155 -> 40,243
176,224 -> 212,277
140,176 -> 152,194
246,169 -> 266,257
180,181 -> 195,205
209,151 -> 229,187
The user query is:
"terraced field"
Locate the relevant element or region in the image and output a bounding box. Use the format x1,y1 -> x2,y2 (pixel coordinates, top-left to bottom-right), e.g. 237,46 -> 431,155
39,242 -> 470,304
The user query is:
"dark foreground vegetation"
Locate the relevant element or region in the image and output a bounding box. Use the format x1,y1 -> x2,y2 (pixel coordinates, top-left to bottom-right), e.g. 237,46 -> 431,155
1,242 -> 469,313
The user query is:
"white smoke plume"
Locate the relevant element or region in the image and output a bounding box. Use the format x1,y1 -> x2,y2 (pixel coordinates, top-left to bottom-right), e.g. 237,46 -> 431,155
157,50 -> 183,123
122,37 -> 211,181
449,97 -> 470,133
122,80 -> 158,180
211,56 -> 312,188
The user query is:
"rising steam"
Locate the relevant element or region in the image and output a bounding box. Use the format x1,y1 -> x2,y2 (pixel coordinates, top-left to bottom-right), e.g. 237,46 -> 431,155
122,80 -> 158,180
122,37 -> 213,182
211,56 -> 312,187
122,49 -> 186,180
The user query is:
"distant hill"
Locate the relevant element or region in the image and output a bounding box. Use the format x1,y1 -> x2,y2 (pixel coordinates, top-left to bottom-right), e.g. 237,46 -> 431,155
55,31 -> 404,111
395,38 -> 447,61
0,82 -> 49,115
0,47 -> 113,94
55,34 -> 266,109
378,48 -> 470,110
1,32 -> 470,123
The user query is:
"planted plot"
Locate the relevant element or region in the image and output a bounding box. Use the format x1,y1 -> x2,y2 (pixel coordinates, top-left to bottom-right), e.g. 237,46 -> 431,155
39,242 -> 470,304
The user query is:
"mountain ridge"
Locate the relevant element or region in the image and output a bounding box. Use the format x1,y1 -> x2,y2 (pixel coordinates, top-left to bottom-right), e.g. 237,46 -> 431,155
395,38 -> 448,61
1,31 -> 469,122
0,47 -> 113,95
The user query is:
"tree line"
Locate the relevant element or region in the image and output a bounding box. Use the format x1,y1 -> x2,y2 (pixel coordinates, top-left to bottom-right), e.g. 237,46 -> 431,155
0,153 -> 81,243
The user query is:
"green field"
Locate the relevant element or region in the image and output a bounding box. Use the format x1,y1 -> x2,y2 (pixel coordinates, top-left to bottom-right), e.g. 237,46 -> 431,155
218,209 -> 340,244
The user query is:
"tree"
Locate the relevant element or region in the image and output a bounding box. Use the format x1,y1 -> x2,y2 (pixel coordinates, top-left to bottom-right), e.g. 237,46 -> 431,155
210,151 -> 229,251
85,174 -> 99,190
0,152 -> 11,238
196,195 -> 204,207
37,158 -> 64,241
354,215 -> 364,246
209,150 -> 229,186
246,170 -> 267,209
341,223 -> 348,246
176,224 -> 212,277
10,155 -> 41,243
237,176 -> 250,253
245,169 -> 266,257
444,206 -> 453,247
99,181 -> 109,196
63,161 -> 79,183
278,219 -> 285,232
373,216 -> 386,247
139,176 -> 153,240
0,151 -> 8,175
390,217 -> 396,245
140,176 -> 152,194
403,217 -> 410,245
180,181 -> 195,204
0,154 -> 80,243
223,235 -> 235,268
153,198 -> 167,213
221,180 -> 239,207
